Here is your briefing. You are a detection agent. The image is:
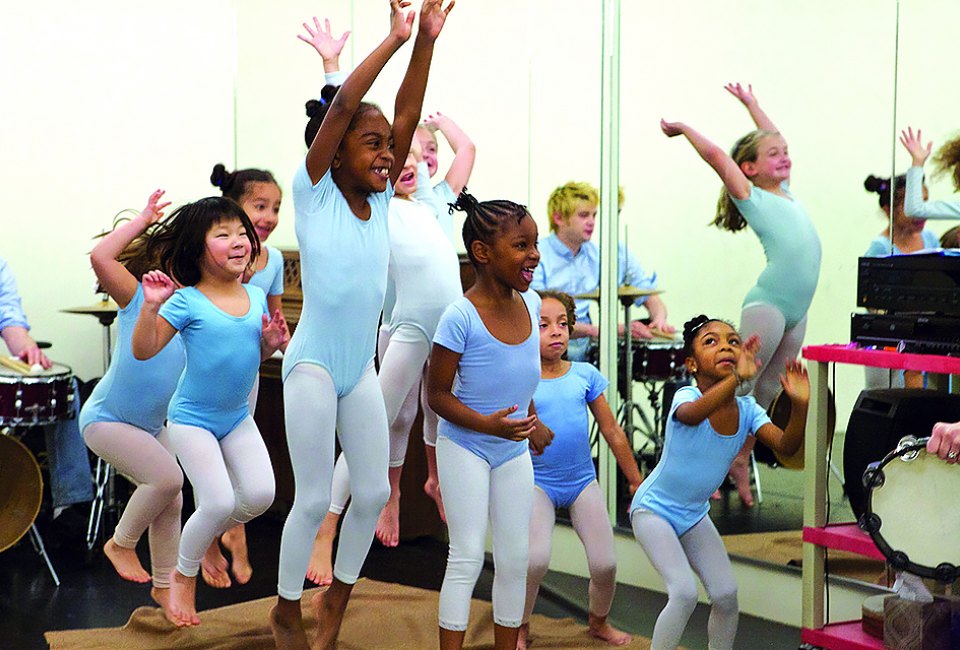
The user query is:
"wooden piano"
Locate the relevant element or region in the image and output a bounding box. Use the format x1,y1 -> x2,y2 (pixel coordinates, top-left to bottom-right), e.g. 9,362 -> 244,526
254,249 -> 476,540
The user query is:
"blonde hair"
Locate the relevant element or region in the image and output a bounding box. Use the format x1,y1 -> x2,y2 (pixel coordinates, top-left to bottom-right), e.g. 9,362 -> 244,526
712,129 -> 779,232
932,134 -> 960,192
547,181 -> 599,233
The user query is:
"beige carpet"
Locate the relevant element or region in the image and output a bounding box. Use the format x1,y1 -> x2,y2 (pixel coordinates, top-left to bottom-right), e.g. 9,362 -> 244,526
45,578 -> 655,649
723,530 -> 888,585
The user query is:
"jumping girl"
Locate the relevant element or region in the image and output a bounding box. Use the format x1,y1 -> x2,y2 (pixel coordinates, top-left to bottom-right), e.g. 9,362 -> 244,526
270,3 -> 453,649
661,82 -> 820,506
518,290 -> 641,650
631,315 -> 808,650
132,197 -> 287,627
427,190 -> 552,650
81,190 -> 185,625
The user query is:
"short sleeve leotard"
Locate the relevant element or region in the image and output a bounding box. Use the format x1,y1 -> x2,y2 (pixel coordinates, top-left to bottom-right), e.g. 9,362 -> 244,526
79,284 -> 186,436
160,284 -> 268,439
531,362 -> 608,508
863,231 -> 940,257
630,386 -> 770,536
281,162 -> 393,395
433,291 -> 542,469
248,244 -> 284,297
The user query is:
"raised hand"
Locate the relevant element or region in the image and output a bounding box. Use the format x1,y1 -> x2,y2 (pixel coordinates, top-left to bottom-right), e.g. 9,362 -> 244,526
484,404 -> 536,441
261,309 -> 290,350
779,359 -> 810,404
660,119 -> 684,138
736,334 -> 762,382
418,0 -> 454,41
141,270 -> 175,305
724,82 -> 758,107
422,111 -> 447,133
900,127 -> 933,168
390,0 -> 415,42
297,17 -> 351,63
141,189 -> 171,226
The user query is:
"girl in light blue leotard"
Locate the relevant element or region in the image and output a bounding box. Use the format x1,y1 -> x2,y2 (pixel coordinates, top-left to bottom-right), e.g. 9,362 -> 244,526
631,315 -> 809,650
132,197 -> 288,627
662,82 -> 821,506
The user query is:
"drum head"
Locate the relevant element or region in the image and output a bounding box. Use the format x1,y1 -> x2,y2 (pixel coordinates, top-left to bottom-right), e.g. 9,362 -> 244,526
0,361 -> 71,379
863,439 -> 960,581
0,435 -> 43,552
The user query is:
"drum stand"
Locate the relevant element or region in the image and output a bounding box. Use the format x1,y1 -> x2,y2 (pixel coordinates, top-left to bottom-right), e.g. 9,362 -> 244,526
617,297 -> 663,469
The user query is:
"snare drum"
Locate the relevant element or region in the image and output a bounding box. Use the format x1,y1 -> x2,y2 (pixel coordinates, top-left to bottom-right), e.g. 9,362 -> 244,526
0,362 -> 75,426
633,340 -> 687,383
860,436 -> 960,582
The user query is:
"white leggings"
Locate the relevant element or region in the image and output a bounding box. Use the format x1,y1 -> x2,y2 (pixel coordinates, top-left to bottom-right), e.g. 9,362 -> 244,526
83,423 -> 183,588
329,324 -> 438,513
739,305 -> 807,409
167,416 -> 275,577
523,481 -> 617,623
631,511 -> 738,650
437,437 -> 533,631
277,362 -> 390,599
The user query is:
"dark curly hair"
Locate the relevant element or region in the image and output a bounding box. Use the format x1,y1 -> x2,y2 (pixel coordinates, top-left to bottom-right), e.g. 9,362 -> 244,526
210,164 -> 279,203
863,174 -> 907,209
933,134 -> 960,192
682,314 -> 737,356
303,84 -> 383,149
536,290 -> 576,335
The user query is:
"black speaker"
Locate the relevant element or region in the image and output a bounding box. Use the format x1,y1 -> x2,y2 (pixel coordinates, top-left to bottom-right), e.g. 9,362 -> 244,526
843,389 -> 960,519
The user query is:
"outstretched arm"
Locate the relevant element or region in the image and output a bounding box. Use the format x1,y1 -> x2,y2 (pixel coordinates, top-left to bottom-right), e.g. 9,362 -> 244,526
589,394 -> 643,494
389,0 -> 455,186
725,82 -> 777,133
661,119 -> 752,200
900,127 -> 960,219
755,360 -> 809,456
424,112 -> 475,195
303,2 -> 414,183
91,190 -> 171,308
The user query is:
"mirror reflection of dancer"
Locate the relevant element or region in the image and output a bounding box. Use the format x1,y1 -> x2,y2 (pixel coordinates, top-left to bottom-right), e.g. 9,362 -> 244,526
518,290 -> 640,650
900,127 -> 960,220
270,3 -> 453,649
81,191 -> 186,625
631,316 -> 808,650
662,83 -> 821,506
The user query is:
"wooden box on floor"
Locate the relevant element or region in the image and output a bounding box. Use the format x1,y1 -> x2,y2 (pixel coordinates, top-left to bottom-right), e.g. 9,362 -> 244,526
883,594 -> 958,650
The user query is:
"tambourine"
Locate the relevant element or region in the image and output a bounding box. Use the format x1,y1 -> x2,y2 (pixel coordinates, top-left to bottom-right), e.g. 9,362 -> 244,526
860,436 -> 960,582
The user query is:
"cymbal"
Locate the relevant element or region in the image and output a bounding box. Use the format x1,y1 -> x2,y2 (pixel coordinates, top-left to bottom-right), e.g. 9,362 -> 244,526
61,300 -> 119,316
574,285 -> 664,300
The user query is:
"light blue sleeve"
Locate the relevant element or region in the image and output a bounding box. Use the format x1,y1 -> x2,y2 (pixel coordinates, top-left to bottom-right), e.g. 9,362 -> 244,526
863,237 -> 891,257
158,289 -> 191,332
744,395 -> 772,435
0,258 -> 29,331
433,302 -> 469,354
292,161 -> 339,223
433,181 -> 457,240
583,363 -> 609,402
252,285 -> 269,318
922,230 -> 941,249
669,386 -> 700,420
324,70 -> 347,87
905,166 -> 960,219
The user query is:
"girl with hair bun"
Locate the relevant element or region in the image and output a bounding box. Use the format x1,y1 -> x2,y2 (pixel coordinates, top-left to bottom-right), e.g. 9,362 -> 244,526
862,173 -> 939,256
661,82 -> 820,506
427,190 -> 553,650
900,127 -> 960,220
630,315 -> 808,650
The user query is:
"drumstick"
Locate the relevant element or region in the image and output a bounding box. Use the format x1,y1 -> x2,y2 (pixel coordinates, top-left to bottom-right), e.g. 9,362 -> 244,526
650,328 -> 677,340
0,356 -> 33,375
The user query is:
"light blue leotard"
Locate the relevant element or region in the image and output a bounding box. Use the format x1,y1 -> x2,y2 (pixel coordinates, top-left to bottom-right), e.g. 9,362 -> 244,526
863,230 -> 940,257
630,386 -> 770,536
531,362 -> 608,508
79,284 -> 185,436
731,184 -> 821,328
434,291 -> 541,469
160,284 -> 268,439
248,244 -> 284,297
415,161 -> 457,242
281,162 -> 393,395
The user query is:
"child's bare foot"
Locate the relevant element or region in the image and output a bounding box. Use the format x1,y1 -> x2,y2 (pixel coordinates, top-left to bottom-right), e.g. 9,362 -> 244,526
103,538 -> 150,583
221,524 -> 253,584
729,459 -> 754,507
374,494 -> 401,547
516,622 -> 530,649
168,569 -> 200,626
269,600 -> 310,650
311,581 -> 351,650
151,586 -> 184,627
200,539 -> 231,588
588,614 -> 632,646
305,516 -> 338,587
423,477 -> 446,522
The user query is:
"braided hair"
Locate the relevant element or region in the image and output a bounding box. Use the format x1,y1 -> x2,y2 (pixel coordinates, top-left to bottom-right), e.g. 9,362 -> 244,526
452,189 -> 530,265
681,314 -> 736,357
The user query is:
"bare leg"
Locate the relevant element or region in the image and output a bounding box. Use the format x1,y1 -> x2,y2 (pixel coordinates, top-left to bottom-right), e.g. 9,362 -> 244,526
103,538 -> 150,583
306,512 -> 340,587
200,538 -> 231,588
221,523 -> 252,584
375,465 -> 403,547
167,569 -> 200,626
494,624 -> 521,650
440,627 -> 466,650
423,443 -> 446,521
150,586 -> 183,627
516,622 -> 530,650
270,596 -> 310,650
311,578 -> 353,650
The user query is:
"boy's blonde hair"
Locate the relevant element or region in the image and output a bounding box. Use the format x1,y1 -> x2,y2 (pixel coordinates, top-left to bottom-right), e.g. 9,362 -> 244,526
547,181 -> 599,233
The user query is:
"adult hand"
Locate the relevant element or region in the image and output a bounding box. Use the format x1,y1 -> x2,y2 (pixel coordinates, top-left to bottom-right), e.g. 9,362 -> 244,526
928,421 -> 960,464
